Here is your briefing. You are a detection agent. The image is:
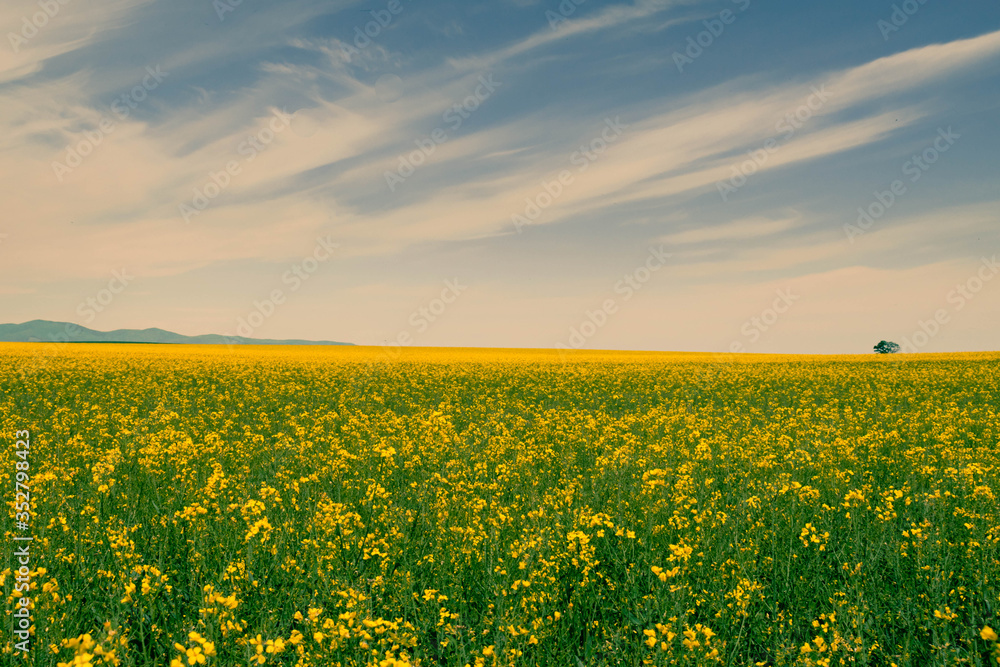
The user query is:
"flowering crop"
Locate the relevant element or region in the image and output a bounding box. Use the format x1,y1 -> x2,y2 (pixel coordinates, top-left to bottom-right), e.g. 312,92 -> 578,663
1,344 -> 999,665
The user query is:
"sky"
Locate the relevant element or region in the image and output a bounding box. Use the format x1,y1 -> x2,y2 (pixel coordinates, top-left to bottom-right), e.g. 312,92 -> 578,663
2,0 -> 999,354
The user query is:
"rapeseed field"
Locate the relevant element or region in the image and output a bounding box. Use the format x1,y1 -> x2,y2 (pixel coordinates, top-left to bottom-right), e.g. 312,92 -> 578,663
2,343 -> 999,666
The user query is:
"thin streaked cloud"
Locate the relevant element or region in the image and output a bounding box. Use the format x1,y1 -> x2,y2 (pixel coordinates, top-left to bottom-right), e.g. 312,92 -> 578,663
2,0 -> 998,352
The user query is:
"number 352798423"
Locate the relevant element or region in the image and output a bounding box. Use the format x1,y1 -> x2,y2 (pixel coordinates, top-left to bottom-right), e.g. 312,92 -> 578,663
15,430 -> 30,525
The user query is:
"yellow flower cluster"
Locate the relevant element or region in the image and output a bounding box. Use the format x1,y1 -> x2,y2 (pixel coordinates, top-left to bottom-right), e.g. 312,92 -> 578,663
171,631 -> 217,666
54,623 -> 126,667
1,343 -> 998,665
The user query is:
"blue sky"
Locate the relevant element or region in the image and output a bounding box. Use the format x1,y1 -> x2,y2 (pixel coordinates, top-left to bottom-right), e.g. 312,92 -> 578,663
2,0 -> 999,353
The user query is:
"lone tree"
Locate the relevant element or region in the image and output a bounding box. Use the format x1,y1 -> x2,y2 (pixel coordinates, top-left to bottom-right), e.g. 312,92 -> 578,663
874,340 -> 901,354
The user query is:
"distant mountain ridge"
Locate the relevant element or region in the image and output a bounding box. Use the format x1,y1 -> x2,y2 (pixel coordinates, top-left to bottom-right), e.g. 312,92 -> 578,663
0,320 -> 352,346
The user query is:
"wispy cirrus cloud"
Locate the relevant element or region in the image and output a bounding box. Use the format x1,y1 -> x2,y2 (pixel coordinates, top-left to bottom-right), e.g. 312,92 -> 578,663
1,0 -> 998,351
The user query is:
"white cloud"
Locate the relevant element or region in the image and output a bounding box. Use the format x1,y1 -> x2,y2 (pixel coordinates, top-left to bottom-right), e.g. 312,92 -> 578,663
0,0 -> 154,82
659,215 -> 802,245
1,0 -> 998,356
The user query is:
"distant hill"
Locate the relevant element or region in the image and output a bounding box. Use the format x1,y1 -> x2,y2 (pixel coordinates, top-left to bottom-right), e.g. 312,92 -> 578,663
0,320 -> 352,346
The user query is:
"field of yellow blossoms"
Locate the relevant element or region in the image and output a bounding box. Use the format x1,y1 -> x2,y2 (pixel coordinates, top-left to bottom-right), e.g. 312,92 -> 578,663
2,343 -> 999,666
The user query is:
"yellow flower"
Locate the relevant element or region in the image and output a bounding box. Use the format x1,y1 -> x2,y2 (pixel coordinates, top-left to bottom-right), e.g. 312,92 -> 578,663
982,626 -> 999,641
